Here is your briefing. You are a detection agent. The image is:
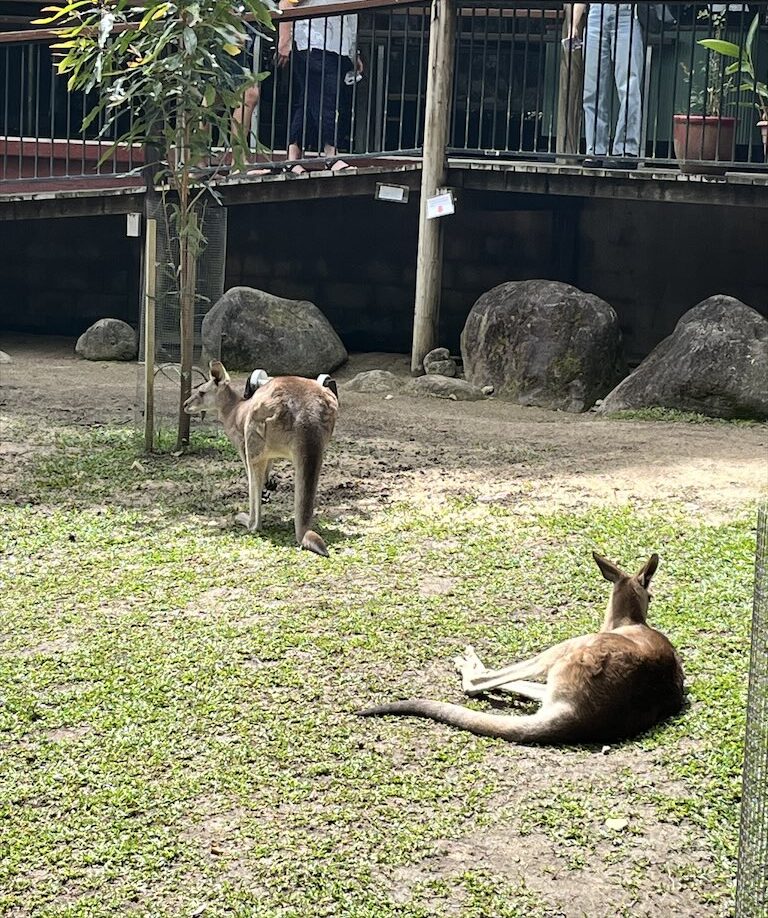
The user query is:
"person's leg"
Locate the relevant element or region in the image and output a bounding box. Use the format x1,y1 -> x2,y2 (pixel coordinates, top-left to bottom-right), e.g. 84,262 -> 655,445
611,4 -> 644,156
317,50 -> 353,162
288,49 -> 310,163
582,4 -> 615,157
232,84 -> 260,149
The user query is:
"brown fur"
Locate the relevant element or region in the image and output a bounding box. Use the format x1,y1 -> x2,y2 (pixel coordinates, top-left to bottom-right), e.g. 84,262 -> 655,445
184,361 -> 338,556
358,553 -> 685,743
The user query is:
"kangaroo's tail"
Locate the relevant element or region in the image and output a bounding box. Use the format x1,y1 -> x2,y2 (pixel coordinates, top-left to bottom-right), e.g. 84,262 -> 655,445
357,699 -> 575,744
294,436 -> 328,557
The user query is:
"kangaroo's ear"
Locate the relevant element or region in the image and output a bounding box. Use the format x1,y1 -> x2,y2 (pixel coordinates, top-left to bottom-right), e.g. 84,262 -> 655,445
636,553 -> 659,589
209,360 -> 229,384
593,552 -> 623,583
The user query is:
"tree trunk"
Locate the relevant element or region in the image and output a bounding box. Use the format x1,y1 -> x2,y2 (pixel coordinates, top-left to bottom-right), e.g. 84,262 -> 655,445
176,209 -> 197,450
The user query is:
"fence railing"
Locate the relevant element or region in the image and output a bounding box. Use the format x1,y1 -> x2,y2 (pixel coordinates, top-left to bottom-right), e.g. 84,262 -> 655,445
1,0 -> 767,185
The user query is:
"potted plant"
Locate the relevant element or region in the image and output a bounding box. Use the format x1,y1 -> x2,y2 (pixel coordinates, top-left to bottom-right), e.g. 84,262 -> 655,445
674,8 -> 737,174
699,13 -> 768,160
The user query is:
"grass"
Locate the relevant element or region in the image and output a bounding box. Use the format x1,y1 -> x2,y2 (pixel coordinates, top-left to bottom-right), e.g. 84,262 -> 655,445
0,421 -> 758,917
604,406 -> 763,426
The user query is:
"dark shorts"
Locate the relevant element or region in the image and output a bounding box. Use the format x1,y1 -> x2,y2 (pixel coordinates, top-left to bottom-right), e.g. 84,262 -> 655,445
289,48 -> 354,152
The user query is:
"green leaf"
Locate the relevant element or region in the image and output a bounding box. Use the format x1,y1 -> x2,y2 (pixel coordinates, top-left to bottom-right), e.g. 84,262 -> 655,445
203,83 -> 216,107
697,39 -> 741,59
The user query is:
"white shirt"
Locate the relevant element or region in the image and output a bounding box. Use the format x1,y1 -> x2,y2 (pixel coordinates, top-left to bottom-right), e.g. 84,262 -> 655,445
292,0 -> 358,60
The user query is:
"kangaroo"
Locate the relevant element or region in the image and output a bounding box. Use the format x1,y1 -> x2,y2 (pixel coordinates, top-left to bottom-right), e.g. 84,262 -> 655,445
183,360 -> 338,557
358,553 -> 685,743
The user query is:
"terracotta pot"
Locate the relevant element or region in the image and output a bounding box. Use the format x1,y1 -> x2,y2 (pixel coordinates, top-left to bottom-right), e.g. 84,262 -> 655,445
759,120 -> 768,160
672,115 -> 737,175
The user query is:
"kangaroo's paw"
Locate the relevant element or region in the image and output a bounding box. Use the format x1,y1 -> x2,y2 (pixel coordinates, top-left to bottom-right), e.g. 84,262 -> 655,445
235,512 -> 259,531
453,645 -> 487,695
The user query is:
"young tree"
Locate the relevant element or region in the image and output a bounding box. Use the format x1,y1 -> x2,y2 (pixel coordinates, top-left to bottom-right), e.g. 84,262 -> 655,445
37,0 -> 275,449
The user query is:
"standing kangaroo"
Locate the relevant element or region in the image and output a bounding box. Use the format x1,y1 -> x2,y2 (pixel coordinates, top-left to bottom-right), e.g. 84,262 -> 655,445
359,553 -> 685,743
184,360 -> 338,557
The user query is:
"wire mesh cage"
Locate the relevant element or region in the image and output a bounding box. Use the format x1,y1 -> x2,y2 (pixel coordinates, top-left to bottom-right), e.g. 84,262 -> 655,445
735,502 -> 768,918
136,197 -> 227,437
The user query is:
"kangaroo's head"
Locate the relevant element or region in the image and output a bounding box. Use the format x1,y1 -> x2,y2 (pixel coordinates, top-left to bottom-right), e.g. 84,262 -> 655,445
593,552 -> 659,631
183,360 -> 230,415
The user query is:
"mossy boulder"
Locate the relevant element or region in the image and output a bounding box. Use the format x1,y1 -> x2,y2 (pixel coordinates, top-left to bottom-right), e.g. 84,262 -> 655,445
460,280 -> 626,412
598,296 -> 768,419
202,286 -> 347,376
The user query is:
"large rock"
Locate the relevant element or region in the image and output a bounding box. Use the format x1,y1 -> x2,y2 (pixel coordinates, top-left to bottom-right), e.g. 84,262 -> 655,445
461,280 -> 626,412
202,286 -> 347,375
75,318 -> 137,361
342,370 -> 405,393
405,375 -> 486,401
598,296 -> 768,419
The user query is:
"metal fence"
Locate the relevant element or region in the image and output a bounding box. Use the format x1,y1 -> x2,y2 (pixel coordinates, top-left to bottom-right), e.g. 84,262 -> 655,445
1,0 -> 768,184
736,502 -> 768,918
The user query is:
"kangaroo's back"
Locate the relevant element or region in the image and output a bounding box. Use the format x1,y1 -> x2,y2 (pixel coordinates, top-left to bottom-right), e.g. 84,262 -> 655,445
552,626 -> 685,742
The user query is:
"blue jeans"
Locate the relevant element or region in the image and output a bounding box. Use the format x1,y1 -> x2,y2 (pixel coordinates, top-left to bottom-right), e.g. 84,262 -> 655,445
583,4 -> 644,156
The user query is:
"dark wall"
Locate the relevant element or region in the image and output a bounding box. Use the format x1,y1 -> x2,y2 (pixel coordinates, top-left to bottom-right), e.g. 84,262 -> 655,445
577,199 -> 768,358
0,215 -> 141,337
225,194 -> 563,354
226,193 -> 768,361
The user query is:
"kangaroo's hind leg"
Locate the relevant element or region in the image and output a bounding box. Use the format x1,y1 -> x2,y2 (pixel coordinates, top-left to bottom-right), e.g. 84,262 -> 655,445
455,638 -> 583,697
454,646 -> 548,702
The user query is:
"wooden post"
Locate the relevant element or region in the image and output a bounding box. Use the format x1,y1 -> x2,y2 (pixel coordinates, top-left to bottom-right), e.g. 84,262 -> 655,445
410,0 -> 456,374
143,217 -> 157,453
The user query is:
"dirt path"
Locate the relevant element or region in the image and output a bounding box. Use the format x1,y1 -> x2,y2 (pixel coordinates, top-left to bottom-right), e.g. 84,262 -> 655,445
2,336 -> 765,520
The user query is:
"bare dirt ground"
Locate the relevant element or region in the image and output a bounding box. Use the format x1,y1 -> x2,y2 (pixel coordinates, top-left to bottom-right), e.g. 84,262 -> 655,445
2,334 -> 766,520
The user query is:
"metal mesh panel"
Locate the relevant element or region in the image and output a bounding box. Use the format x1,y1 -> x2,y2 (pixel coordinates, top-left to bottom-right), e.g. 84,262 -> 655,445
736,502 -> 768,918
137,197 -> 227,433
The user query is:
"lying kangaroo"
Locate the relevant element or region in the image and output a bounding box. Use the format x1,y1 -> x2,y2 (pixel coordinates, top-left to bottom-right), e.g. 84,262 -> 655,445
359,553 -> 685,743
184,360 -> 338,557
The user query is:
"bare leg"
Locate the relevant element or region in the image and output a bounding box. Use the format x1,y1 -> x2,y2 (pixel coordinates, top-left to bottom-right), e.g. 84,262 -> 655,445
287,143 -> 306,173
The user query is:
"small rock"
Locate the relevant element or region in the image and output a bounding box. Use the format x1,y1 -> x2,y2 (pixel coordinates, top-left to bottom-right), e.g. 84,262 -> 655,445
481,385 -> 494,396
604,817 -> 629,831
0,350 -> 12,364
342,370 -> 404,394
601,745 -> 612,755
405,375 -> 486,401
424,347 -> 457,378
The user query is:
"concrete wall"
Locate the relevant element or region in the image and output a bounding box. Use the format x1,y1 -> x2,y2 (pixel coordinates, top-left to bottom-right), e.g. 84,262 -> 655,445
0,215 -> 141,337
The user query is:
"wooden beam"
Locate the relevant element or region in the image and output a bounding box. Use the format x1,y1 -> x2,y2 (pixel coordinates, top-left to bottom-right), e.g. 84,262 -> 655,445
410,0 -> 456,374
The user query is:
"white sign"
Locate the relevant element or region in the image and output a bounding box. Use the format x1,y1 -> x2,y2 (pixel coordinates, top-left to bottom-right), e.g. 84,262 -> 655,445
126,212 -> 141,237
426,191 -> 455,220
375,183 -> 410,203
